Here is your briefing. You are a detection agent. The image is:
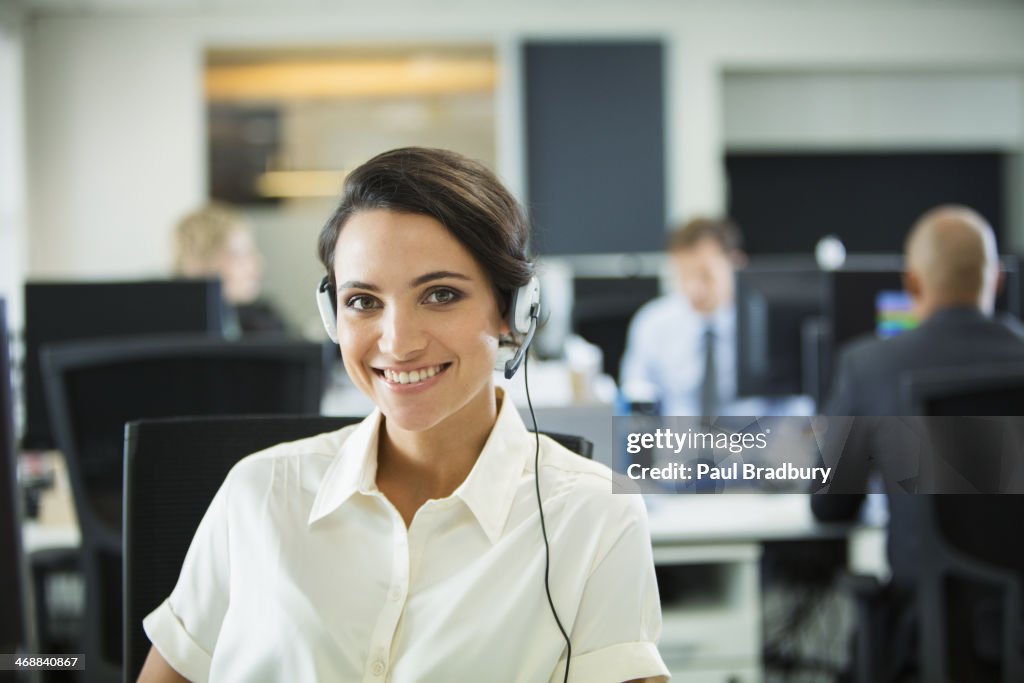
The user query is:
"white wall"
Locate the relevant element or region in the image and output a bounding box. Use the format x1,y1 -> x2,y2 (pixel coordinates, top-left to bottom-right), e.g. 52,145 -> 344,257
25,15 -> 205,279
723,72 -> 1024,151
21,3 -> 1024,286
1,6 -> 26,331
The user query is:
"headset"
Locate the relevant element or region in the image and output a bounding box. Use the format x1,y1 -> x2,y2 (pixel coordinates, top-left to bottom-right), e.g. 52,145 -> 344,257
316,274 -> 572,682
317,275 -> 540,380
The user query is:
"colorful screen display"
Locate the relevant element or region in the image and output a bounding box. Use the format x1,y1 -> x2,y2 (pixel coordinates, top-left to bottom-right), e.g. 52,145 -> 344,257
876,290 -> 917,338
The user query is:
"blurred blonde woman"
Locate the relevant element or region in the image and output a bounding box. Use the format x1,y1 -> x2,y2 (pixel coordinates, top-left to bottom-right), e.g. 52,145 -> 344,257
172,203 -> 288,335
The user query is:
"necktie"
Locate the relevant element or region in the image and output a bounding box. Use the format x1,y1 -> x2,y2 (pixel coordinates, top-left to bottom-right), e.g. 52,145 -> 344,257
700,324 -> 718,419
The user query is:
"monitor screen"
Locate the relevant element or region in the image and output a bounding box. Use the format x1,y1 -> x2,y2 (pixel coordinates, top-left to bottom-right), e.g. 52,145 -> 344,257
875,290 -> 917,339
22,280 -> 224,450
571,276 -> 661,381
736,265 -> 827,398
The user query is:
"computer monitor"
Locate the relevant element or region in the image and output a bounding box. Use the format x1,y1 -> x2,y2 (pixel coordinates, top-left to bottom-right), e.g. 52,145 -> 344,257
735,264 -> 827,397
22,279 -> 224,450
1,298 -> 31,655
571,276 -> 661,381
828,255 -> 1019,351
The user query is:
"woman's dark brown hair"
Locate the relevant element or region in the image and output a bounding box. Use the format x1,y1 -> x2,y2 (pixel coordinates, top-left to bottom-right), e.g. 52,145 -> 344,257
318,147 -> 534,315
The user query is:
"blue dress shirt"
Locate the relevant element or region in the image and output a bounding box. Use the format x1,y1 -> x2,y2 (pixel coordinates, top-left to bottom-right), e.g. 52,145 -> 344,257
619,294 -> 812,417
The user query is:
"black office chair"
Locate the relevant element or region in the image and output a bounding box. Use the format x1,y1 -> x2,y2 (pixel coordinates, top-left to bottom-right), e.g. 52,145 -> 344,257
902,363 -> 1024,417
902,364 -> 1024,494
41,335 -> 325,683
846,364 -> 1024,683
906,365 -> 1024,682
122,414 -> 592,681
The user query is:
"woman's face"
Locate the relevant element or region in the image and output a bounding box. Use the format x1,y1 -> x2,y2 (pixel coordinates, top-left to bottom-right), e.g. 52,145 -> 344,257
332,209 -> 508,434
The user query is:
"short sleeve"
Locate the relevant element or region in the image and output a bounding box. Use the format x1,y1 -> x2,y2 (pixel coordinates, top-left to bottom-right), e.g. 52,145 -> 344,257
142,474 -> 233,683
552,497 -> 670,683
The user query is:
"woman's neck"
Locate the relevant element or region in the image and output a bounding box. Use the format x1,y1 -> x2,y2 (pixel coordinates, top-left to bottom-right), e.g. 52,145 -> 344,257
377,389 -> 500,504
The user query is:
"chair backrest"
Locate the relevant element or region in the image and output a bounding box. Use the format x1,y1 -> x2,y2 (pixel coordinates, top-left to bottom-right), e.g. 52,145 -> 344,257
901,362 -> 1024,416
901,364 -> 1024,494
122,414 -> 593,681
41,334 -> 324,682
1,298 -> 33,656
900,363 -> 1024,682
540,431 -> 593,459
43,334 -> 324,535
22,278 -> 224,451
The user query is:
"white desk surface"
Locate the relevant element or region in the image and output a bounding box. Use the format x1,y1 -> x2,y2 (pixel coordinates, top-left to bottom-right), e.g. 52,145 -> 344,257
644,494 -> 871,545
23,519 -> 80,554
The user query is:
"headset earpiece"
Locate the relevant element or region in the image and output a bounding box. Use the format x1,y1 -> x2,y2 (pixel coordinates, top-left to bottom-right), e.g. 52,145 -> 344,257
504,276 -> 541,379
316,276 -> 339,343
508,276 -> 541,336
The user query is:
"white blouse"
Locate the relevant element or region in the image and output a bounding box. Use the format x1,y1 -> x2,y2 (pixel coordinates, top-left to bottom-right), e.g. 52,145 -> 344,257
144,395 -> 669,682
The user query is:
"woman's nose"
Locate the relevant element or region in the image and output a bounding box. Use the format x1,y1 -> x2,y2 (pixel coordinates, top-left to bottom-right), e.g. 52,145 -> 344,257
377,307 -> 428,360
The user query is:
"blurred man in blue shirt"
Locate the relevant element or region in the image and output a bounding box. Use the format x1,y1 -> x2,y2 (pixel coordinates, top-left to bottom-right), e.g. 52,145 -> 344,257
620,217 -> 811,416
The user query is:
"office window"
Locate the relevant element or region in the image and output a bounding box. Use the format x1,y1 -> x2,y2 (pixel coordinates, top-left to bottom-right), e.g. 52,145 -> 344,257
205,45 -> 497,204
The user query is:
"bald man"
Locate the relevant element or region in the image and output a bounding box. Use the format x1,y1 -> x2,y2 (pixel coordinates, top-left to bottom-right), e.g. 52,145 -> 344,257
824,205 -> 1024,417
813,206 -> 1024,681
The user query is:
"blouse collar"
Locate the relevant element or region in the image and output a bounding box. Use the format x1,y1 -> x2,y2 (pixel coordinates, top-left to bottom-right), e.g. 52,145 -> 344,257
308,389 -> 532,544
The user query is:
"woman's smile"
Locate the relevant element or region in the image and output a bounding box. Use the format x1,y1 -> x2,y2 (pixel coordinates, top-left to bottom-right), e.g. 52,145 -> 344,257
373,362 -> 452,391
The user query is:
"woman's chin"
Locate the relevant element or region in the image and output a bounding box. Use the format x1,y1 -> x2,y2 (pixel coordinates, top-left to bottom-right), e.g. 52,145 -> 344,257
380,384 -> 496,437
381,407 -> 444,434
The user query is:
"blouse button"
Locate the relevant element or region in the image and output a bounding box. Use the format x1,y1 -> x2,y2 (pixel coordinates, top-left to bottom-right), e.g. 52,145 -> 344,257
371,660 -> 386,676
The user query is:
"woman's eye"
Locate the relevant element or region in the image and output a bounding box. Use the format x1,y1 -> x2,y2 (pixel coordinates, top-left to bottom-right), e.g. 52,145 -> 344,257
346,295 -> 380,311
425,288 -> 460,305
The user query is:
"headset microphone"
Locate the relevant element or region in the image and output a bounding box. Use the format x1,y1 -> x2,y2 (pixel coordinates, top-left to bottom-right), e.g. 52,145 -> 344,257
504,304 -> 538,379
503,276 -> 541,379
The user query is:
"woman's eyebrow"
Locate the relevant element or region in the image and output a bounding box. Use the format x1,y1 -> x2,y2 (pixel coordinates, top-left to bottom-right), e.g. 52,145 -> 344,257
336,272 -> 470,292
410,271 -> 471,287
337,280 -> 379,292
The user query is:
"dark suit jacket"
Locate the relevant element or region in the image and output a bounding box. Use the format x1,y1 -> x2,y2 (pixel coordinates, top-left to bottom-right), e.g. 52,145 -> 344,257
813,306 -> 1024,586
824,307 -> 1024,416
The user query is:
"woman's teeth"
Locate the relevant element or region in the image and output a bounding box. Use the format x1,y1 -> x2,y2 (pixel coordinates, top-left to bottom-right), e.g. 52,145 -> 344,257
383,364 -> 444,385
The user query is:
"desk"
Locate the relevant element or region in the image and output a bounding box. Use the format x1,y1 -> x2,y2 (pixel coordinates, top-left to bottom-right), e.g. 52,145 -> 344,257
20,452 -> 79,554
644,495 -> 887,682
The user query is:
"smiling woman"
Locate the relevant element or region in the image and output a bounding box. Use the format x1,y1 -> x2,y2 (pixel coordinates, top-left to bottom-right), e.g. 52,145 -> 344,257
331,210 -> 505,440
137,147 -> 669,683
